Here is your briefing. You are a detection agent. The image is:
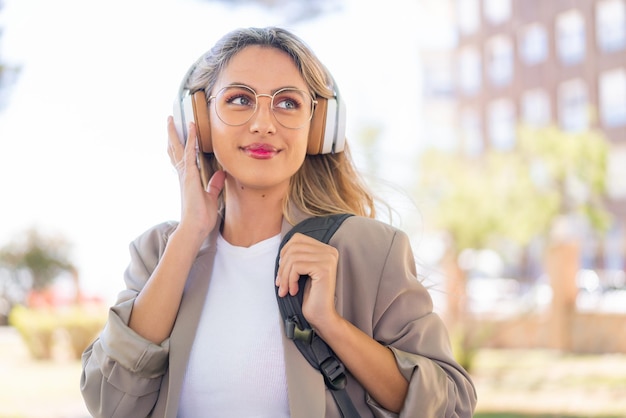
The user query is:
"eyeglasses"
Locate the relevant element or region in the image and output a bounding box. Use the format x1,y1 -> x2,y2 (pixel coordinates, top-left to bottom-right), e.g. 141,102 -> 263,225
208,85 -> 317,129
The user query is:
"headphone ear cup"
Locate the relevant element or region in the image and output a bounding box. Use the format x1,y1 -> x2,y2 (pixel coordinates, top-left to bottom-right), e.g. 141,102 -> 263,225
307,97 -> 327,155
191,91 -> 213,153
332,96 -> 346,153
307,94 -> 346,155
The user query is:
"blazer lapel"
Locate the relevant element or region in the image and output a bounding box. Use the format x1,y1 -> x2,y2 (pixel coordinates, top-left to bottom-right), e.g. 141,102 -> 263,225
164,229 -> 219,417
283,331 -> 326,417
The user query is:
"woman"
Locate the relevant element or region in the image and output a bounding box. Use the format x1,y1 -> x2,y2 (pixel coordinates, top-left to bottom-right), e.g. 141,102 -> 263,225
80,27 -> 477,417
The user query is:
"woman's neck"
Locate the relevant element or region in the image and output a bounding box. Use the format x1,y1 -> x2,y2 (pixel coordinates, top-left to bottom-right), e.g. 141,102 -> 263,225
220,183 -> 286,247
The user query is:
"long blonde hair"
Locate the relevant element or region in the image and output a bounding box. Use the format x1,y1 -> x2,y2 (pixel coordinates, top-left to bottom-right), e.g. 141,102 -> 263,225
187,27 -> 376,221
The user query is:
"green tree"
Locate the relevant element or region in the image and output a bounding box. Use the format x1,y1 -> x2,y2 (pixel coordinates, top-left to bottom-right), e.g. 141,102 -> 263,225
0,228 -> 75,292
418,125 -> 610,261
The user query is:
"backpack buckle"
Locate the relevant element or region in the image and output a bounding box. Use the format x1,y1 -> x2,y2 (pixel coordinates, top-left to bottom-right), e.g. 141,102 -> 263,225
320,357 -> 347,390
285,317 -> 313,343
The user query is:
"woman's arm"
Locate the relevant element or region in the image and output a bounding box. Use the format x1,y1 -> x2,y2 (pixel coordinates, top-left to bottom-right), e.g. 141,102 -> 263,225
315,313 -> 409,412
129,119 -> 224,344
128,224 -> 206,343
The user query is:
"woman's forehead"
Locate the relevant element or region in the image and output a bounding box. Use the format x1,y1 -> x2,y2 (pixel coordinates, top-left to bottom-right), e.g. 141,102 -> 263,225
215,45 -> 308,91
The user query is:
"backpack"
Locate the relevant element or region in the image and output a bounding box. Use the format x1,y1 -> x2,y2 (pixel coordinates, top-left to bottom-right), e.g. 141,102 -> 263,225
274,214 -> 361,418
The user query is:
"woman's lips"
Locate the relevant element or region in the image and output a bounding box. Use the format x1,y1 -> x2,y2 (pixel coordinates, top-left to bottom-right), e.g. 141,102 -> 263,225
242,143 -> 278,159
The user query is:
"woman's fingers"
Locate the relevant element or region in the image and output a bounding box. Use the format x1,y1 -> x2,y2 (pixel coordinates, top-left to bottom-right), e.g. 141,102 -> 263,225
167,116 -> 199,176
183,121 -> 198,170
167,116 -> 185,169
206,170 -> 226,199
276,233 -> 338,297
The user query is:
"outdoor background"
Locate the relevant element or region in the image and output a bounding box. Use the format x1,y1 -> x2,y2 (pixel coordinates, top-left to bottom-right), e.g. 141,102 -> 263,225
1,0 -> 625,417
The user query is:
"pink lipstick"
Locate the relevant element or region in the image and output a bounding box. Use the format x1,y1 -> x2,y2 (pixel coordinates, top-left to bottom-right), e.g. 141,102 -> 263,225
243,143 -> 278,159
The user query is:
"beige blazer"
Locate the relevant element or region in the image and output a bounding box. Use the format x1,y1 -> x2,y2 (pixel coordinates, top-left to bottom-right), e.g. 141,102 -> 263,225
81,213 -> 476,417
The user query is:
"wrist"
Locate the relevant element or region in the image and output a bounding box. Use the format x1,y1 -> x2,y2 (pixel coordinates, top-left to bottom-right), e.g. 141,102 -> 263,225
311,311 -> 346,342
170,222 -> 209,249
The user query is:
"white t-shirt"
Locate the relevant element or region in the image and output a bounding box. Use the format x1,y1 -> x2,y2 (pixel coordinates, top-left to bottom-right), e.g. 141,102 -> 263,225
178,233 -> 290,418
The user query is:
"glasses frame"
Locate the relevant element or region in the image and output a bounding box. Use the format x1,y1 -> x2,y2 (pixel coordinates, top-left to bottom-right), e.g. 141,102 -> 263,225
207,84 -> 318,129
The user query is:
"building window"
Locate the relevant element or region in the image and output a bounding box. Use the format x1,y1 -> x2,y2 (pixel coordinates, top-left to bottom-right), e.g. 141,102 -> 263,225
458,47 -> 482,95
461,108 -> 484,156
519,24 -> 549,65
487,99 -> 516,150
599,68 -> 626,127
558,79 -> 589,132
484,0 -> 512,25
521,89 -> 551,127
607,147 -> 626,199
556,10 -> 586,65
457,0 -> 480,35
604,222 -> 625,271
486,36 -> 514,87
596,0 -> 626,52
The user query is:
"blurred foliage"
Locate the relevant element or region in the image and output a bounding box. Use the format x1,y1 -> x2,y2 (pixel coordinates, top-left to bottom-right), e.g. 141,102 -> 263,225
417,125 -> 611,252
0,228 -> 75,291
9,305 -> 56,360
9,305 -> 107,360
450,321 -> 495,373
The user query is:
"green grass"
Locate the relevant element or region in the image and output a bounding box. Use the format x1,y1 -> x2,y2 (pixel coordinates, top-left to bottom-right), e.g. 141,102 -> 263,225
475,414 -> 624,418
472,349 -> 626,417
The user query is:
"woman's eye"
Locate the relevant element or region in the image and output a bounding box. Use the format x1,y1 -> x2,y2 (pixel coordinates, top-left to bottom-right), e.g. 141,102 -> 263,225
274,97 -> 300,110
229,95 -> 253,106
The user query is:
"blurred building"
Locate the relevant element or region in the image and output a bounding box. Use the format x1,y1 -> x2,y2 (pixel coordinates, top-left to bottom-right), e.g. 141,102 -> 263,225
421,0 -> 626,278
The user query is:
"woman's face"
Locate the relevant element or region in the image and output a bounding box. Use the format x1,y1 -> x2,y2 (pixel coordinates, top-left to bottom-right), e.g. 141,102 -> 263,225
209,45 -> 310,194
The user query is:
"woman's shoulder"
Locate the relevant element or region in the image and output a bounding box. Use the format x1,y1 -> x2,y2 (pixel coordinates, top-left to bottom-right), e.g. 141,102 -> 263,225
129,221 -> 179,252
333,215 -> 409,248
342,215 -> 403,235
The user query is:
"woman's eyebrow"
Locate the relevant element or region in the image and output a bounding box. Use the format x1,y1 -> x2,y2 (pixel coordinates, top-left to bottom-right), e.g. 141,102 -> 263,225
225,82 -> 306,94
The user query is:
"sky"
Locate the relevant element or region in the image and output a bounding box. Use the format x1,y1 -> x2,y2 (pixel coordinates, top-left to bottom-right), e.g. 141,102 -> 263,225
0,0 -> 453,302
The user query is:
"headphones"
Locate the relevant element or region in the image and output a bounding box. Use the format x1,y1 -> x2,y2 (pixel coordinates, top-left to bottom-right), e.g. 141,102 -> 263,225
173,52 -> 346,156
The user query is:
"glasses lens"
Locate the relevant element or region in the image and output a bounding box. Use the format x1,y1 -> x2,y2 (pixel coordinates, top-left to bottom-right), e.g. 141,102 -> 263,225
215,86 -> 257,126
272,88 -> 314,129
214,86 -> 314,129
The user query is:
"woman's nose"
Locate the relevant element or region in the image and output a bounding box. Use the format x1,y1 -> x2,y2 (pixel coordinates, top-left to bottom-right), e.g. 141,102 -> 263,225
249,95 -> 276,133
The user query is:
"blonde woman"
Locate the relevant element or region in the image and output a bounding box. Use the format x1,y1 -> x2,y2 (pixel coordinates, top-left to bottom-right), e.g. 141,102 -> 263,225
80,27 -> 476,418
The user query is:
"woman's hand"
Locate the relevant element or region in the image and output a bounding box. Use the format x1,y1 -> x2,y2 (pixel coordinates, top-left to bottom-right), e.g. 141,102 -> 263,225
275,233 -> 341,330
167,117 -> 225,243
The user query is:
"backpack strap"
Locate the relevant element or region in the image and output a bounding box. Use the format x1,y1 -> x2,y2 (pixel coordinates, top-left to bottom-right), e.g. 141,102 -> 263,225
275,214 -> 360,418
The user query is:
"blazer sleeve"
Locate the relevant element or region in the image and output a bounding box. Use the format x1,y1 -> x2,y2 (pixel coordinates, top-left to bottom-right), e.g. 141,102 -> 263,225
80,222 -> 177,418
366,227 -> 477,418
